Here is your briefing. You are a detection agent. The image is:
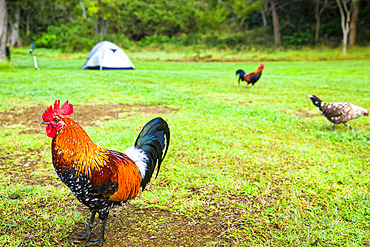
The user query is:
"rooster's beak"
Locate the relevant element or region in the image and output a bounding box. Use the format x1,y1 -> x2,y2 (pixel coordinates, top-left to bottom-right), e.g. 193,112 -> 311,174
41,121 -> 48,126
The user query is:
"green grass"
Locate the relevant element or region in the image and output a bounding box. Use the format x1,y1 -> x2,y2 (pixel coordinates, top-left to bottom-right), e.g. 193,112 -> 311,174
0,49 -> 369,246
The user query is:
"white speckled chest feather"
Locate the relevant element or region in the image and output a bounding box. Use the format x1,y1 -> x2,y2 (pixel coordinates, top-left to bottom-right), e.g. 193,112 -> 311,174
320,102 -> 367,124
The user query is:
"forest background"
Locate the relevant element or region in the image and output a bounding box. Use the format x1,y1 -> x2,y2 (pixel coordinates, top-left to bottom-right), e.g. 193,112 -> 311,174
0,0 -> 369,58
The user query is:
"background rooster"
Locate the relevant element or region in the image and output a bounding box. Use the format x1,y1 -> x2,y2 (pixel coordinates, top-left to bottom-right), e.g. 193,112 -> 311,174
41,100 -> 170,246
236,64 -> 264,88
308,95 -> 368,130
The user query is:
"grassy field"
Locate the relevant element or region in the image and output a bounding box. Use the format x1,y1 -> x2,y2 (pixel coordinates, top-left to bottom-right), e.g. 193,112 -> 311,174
0,50 -> 369,246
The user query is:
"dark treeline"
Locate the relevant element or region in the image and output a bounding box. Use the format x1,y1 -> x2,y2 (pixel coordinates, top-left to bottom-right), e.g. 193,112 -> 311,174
1,0 -> 370,54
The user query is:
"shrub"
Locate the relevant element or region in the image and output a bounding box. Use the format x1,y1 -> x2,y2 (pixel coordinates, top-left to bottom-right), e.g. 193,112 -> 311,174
284,30 -> 314,46
34,34 -> 57,48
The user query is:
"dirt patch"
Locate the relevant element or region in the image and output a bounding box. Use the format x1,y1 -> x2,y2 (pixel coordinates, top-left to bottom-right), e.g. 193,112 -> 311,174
0,148 -> 62,187
280,109 -> 319,118
71,203 -> 231,247
293,110 -> 319,118
0,103 -> 177,135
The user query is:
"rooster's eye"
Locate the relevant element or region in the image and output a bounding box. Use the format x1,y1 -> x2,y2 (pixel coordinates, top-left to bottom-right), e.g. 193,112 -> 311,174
53,118 -> 59,122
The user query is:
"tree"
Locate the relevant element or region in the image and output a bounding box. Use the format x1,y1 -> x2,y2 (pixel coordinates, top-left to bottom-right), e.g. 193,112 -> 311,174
349,0 -> 360,46
8,2 -> 22,47
0,0 -> 7,62
270,0 -> 281,46
335,0 -> 353,54
80,0 -> 86,18
314,0 -> 328,43
260,0 -> 268,26
84,0 -> 122,39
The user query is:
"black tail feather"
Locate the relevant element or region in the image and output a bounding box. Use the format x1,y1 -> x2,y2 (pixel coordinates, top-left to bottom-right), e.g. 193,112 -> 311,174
236,69 -> 245,84
308,95 -> 323,108
134,117 -> 170,189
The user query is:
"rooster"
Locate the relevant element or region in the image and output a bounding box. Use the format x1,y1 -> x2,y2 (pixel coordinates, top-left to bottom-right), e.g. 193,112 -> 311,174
308,95 -> 368,130
41,100 -> 170,246
236,64 -> 264,88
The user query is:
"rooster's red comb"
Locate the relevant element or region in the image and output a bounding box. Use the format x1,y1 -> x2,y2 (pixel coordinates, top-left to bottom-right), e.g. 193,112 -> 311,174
43,100 -> 73,121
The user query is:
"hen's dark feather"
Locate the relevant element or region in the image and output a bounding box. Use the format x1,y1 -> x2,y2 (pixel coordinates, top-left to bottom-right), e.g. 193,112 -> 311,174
308,95 -> 322,109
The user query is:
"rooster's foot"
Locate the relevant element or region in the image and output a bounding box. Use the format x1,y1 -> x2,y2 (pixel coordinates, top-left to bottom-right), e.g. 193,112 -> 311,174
68,230 -> 98,243
81,238 -> 103,247
69,212 -> 98,244
75,230 -> 98,238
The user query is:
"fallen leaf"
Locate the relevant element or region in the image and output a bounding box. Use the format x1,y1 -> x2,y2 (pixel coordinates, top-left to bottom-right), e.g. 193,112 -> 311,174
150,197 -> 159,204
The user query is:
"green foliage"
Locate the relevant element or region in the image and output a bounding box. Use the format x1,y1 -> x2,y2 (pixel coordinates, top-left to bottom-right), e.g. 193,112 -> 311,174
218,0 -> 266,29
7,0 -> 370,52
137,34 -> 178,47
181,33 -> 202,46
284,29 -> 314,46
103,34 -> 134,50
35,18 -> 100,52
134,27 -> 272,50
202,27 -> 272,49
112,0 -> 208,41
14,0 -> 369,52
34,34 -> 57,48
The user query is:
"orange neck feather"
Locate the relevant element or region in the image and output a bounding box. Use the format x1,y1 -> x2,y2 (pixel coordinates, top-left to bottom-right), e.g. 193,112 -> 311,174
51,116 -> 109,178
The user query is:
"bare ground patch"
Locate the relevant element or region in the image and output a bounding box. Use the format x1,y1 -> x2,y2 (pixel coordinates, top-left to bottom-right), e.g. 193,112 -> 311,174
293,110 -> 320,118
280,109 -> 319,118
0,103 -> 177,134
69,203 -> 231,247
0,148 -> 61,188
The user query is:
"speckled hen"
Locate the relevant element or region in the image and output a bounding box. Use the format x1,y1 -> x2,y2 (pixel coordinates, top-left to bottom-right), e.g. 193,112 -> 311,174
308,95 -> 368,130
41,100 -> 170,246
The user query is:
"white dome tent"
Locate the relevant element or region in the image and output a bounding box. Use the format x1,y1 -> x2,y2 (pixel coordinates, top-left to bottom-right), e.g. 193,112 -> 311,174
81,41 -> 135,70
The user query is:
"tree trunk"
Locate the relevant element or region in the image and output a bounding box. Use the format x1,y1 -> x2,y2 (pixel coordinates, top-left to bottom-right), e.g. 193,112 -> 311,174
0,0 -> 7,62
270,0 -> 281,46
97,0 -> 106,39
342,29 -> 348,53
336,0 -> 352,54
260,10 -> 267,26
315,0 -> 328,43
98,0 -> 102,35
315,0 -> 319,42
26,10 -> 30,35
101,19 -> 109,35
349,0 -> 359,46
315,16 -> 320,43
8,5 -> 22,47
260,0 -> 268,26
80,0 -> 86,19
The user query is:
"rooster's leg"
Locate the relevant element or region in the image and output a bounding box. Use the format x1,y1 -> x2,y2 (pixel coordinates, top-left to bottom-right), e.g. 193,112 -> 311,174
343,123 -> 354,131
332,124 -> 336,131
69,211 -> 98,243
81,218 -> 107,247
